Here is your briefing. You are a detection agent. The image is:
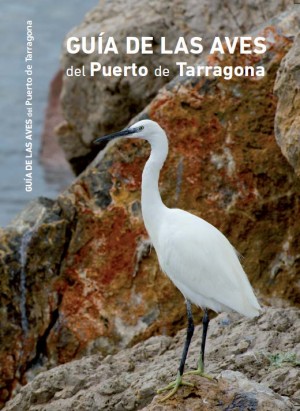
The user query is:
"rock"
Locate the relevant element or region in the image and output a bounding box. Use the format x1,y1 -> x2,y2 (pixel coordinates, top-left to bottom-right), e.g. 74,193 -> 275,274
0,198 -> 73,407
40,70 -> 71,171
274,32 -> 300,178
1,6 -> 300,409
58,0 -> 291,173
3,307 -> 298,410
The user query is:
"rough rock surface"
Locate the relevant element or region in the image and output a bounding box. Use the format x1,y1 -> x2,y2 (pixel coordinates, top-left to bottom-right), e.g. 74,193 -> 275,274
40,70 -> 70,170
0,198 -> 70,407
1,7 -> 300,409
4,307 -> 298,410
59,0 -> 291,173
274,32 -> 300,178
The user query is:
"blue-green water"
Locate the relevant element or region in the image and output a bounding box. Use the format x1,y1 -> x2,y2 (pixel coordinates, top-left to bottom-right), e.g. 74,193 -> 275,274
0,0 -> 98,227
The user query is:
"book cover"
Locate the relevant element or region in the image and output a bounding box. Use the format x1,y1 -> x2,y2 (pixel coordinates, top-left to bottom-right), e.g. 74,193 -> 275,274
0,1 -> 299,409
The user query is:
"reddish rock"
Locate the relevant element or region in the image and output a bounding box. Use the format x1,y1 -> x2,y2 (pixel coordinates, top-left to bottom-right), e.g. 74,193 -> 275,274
50,10 -> 300,369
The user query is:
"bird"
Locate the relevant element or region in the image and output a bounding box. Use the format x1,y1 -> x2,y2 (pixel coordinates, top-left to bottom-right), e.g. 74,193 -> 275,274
94,119 -> 261,401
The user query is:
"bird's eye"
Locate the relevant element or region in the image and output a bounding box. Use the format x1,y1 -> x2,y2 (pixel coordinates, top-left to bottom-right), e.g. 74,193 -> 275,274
139,126 -> 144,131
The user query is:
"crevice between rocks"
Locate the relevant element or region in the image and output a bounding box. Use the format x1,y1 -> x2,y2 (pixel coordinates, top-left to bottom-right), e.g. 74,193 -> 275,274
25,303 -> 61,371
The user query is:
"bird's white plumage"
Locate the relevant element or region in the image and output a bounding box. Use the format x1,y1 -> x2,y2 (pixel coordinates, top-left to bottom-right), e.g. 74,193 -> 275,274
155,208 -> 260,317
109,119 -> 261,319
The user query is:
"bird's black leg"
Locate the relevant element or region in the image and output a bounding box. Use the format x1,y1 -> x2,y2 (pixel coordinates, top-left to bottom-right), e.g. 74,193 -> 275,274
200,308 -> 210,372
157,299 -> 194,400
184,308 -> 214,380
179,299 -> 194,375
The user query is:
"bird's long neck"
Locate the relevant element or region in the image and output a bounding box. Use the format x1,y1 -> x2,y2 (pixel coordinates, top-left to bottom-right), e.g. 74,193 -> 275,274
141,133 -> 168,245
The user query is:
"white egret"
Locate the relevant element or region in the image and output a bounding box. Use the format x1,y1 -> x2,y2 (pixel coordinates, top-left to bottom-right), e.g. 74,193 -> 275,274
94,119 -> 261,401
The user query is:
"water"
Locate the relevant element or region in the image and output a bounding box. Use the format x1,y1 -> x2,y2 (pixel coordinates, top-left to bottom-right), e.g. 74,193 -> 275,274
0,0 -> 98,227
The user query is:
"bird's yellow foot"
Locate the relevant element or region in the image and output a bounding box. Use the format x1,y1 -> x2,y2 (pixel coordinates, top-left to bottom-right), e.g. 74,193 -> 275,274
184,359 -> 216,381
184,368 -> 215,380
157,371 -> 194,402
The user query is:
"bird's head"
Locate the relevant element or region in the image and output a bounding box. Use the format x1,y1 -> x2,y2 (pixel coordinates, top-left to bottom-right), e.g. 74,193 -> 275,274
93,119 -> 166,146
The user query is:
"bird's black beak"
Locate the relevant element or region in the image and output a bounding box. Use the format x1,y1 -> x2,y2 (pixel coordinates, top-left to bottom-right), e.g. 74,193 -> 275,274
93,127 -> 139,144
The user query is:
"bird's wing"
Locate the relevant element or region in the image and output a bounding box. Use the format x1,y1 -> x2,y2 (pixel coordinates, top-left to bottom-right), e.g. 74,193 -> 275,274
157,209 -> 260,317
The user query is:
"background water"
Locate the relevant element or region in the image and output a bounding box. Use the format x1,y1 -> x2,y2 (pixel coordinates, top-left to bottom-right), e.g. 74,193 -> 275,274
0,0 -> 98,227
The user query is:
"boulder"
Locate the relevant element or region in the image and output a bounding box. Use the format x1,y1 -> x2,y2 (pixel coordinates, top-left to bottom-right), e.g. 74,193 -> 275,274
40,70 -> 71,171
58,0 -> 291,173
3,307 -> 298,410
0,198 -> 71,407
1,6 -> 300,409
274,32 -> 300,178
